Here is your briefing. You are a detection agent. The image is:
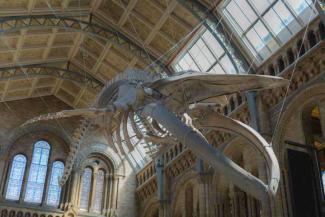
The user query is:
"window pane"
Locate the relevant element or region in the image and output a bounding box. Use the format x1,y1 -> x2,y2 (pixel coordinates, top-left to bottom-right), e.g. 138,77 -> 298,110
264,7 -> 292,43
220,56 -> 237,74
189,39 -> 216,71
93,170 -> 105,213
5,155 -> 26,201
24,141 -> 50,204
178,53 -> 200,71
288,0 -> 317,24
80,168 -> 92,211
202,31 -> 225,58
254,21 -> 279,52
246,28 -> 265,52
173,27 -> 238,74
264,9 -> 286,34
175,64 -> 182,72
226,1 -> 252,32
221,0 -> 315,63
47,161 -> 64,207
235,0 -> 257,23
250,0 -> 274,14
286,0 -> 316,18
273,1 -> 301,35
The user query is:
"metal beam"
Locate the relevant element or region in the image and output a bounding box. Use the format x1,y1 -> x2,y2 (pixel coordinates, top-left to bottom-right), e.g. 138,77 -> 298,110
0,15 -> 167,73
0,63 -> 103,91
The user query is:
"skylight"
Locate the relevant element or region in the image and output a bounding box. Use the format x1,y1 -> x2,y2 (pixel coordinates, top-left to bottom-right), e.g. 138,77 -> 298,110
220,0 -> 318,63
173,27 -> 239,74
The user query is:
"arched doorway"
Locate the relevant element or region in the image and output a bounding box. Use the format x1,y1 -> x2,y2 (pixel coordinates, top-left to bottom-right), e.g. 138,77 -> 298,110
272,84 -> 325,217
283,105 -> 324,217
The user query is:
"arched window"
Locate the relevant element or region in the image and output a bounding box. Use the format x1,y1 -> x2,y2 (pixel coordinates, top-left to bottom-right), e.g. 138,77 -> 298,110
47,161 -> 64,206
93,170 -> 105,213
24,141 -> 50,203
5,154 -> 27,200
80,168 -> 92,211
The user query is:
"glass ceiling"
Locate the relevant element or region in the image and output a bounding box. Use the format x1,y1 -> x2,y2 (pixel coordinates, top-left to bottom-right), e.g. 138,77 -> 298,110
173,26 -> 240,74
220,0 -> 318,62
173,0 -> 318,72
126,0 -> 319,170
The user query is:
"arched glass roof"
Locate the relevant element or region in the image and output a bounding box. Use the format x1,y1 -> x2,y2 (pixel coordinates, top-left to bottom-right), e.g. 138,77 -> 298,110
220,0 -> 318,63
172,25 -> 241,74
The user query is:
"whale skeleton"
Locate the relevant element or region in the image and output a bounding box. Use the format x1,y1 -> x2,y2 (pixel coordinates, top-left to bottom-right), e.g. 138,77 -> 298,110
23,70 -> 288,215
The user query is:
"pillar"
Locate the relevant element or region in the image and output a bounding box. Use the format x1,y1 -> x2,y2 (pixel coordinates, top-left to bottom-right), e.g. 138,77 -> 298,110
197,159 -> 213,217
109,176 -> 119,216
246,91 -> 260,131
89,168 -> 98,212
19,158 -> 32,203
0,158 -> 9,202
42,162 -> 53,206
156,156 -> 170,217
105,174 -> 113,216
69,170 -> 80,208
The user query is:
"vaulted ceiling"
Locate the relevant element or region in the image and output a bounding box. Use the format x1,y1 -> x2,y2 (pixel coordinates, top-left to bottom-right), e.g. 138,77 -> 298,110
0,0 -> 210,108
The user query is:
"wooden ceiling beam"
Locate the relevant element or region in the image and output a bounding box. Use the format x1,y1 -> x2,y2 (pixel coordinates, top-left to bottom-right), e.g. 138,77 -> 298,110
91,43 -> 112,74
118,0 -> 138,26
144,0 -> 178,46
149,0 -> 193,31
27,0 -> 37,14
13,29 -> 27,63
90,0 -> 103,13
42,29 -> 59,59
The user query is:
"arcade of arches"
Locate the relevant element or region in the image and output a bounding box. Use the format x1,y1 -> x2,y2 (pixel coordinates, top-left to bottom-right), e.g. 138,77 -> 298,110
0,1 -> 325,217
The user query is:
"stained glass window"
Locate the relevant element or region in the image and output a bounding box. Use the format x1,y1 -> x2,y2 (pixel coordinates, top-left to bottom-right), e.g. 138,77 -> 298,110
5,154 -> 27,201
47,161 -> 64,206
80,168 -> 92,211
24,141 -> 50,204
93,170 -> 105,213
221,0 -> 318,62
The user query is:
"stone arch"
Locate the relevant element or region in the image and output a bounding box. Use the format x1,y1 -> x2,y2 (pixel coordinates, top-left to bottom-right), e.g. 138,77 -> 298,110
75,143 -> 124,176
142,197 -> 159,217
170,170 -> 200,217
272,82 -> 325,162
1,123 -> 71,157
1,210 -> 7,217
271,82 -> 325,217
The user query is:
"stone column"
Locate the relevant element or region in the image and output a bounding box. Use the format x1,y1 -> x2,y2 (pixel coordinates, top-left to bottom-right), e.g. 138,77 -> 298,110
89,168 -> 98,212
68,169 -> 79,209
103,173 -> 111,216
42,162 -> 53,206
106,174 -> 113,216
59,175 -> 69,210
237,190 -> 248,217
229,185 -> 237,217
109,176 -> 119,216
19,158 -> 32,203
0,159 -> 9,201
246,91 -> 260,131
155,156 -> 170,217
197,159 -> 213,217
257,162 -> 268,217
